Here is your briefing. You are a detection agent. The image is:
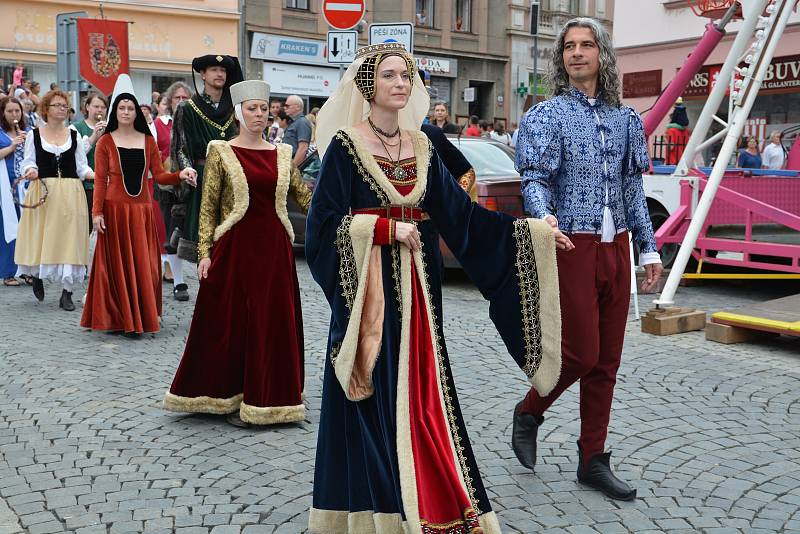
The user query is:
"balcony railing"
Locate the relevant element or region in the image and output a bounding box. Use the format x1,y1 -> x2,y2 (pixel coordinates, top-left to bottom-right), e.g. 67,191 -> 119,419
537,11 -> 575,36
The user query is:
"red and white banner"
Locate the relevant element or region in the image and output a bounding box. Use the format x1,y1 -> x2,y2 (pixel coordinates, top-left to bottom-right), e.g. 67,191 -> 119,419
77,18 -> 130,96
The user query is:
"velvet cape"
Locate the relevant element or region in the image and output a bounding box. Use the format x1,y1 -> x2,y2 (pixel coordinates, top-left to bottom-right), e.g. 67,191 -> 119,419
304,128 -> 562,534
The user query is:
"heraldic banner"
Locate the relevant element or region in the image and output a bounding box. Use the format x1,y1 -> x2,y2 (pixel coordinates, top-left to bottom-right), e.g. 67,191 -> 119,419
77,18 -> 130,96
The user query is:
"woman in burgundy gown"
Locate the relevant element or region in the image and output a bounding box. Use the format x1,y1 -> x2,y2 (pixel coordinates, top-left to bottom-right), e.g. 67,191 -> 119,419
163,80 -> 312,425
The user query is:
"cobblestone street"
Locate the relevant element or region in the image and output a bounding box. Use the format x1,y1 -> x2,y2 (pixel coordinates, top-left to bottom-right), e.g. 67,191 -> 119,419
1,259 -> 798,534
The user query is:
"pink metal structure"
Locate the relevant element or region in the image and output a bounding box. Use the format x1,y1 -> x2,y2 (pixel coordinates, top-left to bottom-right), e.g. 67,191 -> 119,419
655,172 -> 800,274
642,21 -> 727,137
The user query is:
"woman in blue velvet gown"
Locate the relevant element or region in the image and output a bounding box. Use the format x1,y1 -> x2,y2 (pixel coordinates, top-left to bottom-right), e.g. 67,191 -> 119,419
305,43 -> 563,534
0,96 -> 29,285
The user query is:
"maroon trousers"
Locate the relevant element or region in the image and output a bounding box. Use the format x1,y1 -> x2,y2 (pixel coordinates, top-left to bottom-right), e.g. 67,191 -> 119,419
520,232 -> 631,463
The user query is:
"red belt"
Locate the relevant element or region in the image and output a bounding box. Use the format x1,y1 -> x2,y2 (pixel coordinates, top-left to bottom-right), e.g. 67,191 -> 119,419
351,205 -> 429,222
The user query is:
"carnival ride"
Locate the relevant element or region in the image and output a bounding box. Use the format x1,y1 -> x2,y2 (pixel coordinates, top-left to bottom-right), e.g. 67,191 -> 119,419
640,0 -> 800,339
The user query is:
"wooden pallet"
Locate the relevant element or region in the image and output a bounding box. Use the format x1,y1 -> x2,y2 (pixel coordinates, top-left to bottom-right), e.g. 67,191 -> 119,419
641,306 -> 707,336
707,293 -> 800,344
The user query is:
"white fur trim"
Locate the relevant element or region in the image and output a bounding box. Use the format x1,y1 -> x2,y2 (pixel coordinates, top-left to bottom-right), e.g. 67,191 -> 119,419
307,508 -> 500,534
162,392 -> 242,414
526,218 -> 562,397
239,401 -> 305,425
308,508 -> 409,534
395,246 -> 422,534
275,144 -> 295,242
411,249 -> 475,514
333,214 -> 378,401
341,127 -> 430,206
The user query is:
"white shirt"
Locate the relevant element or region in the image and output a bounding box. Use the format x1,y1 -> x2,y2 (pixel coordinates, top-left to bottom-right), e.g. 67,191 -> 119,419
21,130 -> 92,180
69,122 -> 96,155
761,142 -> 785,170
490,131 -> 512,146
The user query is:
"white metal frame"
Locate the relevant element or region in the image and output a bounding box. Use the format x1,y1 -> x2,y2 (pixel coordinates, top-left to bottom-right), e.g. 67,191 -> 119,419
655,0 -> 794,307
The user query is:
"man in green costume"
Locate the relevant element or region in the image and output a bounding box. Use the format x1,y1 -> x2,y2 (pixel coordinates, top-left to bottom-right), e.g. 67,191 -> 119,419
170,54 -> 243,287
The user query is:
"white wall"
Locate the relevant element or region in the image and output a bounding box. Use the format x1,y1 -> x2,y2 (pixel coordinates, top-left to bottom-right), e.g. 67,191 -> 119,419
613,0 -> 800,49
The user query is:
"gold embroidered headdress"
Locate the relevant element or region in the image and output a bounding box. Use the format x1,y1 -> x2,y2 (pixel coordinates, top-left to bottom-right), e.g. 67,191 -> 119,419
316,43 -> 430,158
354,43 -> 416,101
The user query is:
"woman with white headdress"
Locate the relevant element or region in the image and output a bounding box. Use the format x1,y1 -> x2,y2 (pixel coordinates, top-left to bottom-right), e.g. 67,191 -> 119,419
80,76 -> 197,336
163,80 -> 311,426
306,43 -> 562,534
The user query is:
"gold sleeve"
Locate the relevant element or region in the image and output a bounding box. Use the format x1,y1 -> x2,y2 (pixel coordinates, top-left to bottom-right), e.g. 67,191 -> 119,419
290,166 -> 313,215
458,168 -> 478,202
197,146 -> 223,260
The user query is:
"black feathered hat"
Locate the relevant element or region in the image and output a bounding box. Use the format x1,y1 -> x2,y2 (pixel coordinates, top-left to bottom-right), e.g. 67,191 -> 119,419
189,54 -> 244,122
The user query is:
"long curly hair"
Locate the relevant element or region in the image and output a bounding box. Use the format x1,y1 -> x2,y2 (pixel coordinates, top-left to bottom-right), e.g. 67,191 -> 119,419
548,17 -> 621,108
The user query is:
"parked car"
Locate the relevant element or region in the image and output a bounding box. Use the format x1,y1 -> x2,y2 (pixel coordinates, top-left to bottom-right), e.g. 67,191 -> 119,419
287,137 -> 524,268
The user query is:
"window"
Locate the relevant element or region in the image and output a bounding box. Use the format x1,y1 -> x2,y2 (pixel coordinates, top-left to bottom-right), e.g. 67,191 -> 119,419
416,0 -> 434,27
595,0 -> 606,17
284,0 -> 309,9
454,0 -> 471,32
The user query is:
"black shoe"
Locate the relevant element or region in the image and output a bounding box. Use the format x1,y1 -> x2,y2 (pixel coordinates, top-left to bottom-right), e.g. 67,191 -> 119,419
576,442 -> 637,501
59,290 -> 75,311
32,277 -> 45,301
511,401 -> 543,471
173,283 -> 189,301
122,332 -> 141,339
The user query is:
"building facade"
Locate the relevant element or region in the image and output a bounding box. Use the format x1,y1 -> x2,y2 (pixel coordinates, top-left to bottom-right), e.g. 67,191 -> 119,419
614,0 -> 800,144
507,0 -> 614,126
244,0 -> 514,127
2,0 -> 239,103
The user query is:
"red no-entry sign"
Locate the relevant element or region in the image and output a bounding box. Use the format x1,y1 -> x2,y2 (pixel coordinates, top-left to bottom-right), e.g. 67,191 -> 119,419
322,0 -> 365,31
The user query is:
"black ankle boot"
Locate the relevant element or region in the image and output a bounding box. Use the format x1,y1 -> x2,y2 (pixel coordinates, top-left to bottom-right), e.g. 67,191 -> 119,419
576,442 -> 636,501
32,277 -> 45,301
511,401 -> 544,470
59,290 -> 75,311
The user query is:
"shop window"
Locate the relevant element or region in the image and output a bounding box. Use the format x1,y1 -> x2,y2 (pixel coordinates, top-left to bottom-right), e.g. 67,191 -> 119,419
454,0 -> 471,32
285,0 -> 309,9
152,75 -> 189,96
416,0 -> 434,27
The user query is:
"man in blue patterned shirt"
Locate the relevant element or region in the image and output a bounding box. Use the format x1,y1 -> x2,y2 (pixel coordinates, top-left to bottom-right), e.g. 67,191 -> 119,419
511,17 -> 663,501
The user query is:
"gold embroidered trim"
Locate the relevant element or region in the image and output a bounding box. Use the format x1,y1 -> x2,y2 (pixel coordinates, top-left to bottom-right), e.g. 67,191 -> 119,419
391,243 -> 402,313
335,131 -> 390,205
417,246 -> 480,514
336,215 -> 358,310
513,219 -> 544,377
187,99 -> 235,135
330,341 -> 342,365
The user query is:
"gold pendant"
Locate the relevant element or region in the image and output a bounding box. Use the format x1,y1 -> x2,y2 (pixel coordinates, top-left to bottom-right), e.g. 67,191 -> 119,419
393,165 -> 406,180
220,131 -> 226,138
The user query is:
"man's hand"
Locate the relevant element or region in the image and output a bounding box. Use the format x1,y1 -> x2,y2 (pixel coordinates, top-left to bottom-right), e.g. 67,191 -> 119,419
641,262 -> 663,292
544,215 -> 574,251
179,168 -> 197,187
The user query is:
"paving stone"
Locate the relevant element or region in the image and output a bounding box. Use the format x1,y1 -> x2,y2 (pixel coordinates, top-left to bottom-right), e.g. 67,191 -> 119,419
1,264 -> 799,533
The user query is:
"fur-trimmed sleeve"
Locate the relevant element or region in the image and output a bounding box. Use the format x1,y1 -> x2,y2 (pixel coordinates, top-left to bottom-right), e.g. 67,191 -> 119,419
197,144 -> 223,261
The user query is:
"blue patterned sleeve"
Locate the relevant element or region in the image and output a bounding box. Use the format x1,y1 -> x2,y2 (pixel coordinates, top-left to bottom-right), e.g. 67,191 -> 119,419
516,104 -> 562,218
622,109 -> 657,254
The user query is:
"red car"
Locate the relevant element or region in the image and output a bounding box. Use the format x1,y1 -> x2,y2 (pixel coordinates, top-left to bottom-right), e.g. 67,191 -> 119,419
440,136 -> 522,267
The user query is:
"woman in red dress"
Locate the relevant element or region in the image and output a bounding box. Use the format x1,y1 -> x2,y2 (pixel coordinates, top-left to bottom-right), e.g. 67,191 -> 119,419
80,77 -> 197,336
163,80 -> 312,426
